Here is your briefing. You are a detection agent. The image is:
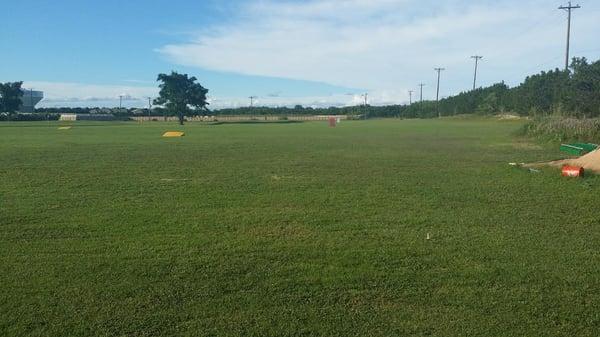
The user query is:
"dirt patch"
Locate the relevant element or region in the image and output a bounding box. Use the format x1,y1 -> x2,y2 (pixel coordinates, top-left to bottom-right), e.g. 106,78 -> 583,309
525,149 -> 600,173
495,142 -> 543,150
497,114 -> 526,121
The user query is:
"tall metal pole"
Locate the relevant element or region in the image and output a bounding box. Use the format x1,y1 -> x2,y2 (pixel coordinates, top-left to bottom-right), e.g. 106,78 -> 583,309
147,97 -> 152,118
408,90 -> 413,105
249,96 -> 257,107
434,68 -> 445,118
30,89 -> 34,113
471,56 -> 483,90
119,95 -> 123,109
559,2 -> 581,71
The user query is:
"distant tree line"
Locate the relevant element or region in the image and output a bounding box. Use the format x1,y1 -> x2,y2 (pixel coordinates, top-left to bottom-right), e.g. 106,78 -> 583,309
214,57 -> 600,119
6,57 -> 600,120
420,57 -> 600,119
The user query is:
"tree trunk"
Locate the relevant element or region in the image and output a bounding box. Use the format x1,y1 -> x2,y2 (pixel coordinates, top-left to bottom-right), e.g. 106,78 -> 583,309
178,112 -> 184,125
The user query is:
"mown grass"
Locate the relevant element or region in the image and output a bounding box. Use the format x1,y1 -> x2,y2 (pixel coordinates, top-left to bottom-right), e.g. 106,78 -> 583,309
1,119 -> 598,337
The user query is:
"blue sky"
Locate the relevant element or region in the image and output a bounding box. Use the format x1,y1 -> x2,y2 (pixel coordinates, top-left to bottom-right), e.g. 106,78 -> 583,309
2,0 -> 600,108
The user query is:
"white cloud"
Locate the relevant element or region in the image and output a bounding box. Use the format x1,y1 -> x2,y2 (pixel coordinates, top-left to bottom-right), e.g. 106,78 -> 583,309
19,1 -> 600,108
26,80 -> 368,109
25,81 -> 158,108
158,0 -> 600,104
26,81 -> 158,100
210,92 -> 368,109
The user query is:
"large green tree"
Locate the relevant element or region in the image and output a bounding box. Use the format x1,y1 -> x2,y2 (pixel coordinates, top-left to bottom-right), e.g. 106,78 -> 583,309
0,82 -> 24,114
154,72 -> 209,125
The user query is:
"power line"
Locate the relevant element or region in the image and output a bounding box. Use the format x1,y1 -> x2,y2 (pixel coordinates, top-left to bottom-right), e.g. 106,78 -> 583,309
559,2 -> 581,70
480,10 -> 568,79
434,68 -> 445,118
471,56 -> 483,90
515,9 -> 564,38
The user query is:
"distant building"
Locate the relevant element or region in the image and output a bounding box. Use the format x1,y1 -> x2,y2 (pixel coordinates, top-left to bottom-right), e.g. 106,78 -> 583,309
59,114 -> 78,121
19,89 -> 44,112
59,113 -> 115,121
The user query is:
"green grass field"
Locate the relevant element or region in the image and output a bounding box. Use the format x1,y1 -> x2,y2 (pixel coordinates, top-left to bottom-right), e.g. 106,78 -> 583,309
1,119 -> 598,336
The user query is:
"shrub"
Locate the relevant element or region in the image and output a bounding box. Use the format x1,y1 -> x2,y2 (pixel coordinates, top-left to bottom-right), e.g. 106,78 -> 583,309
523,117 -> 600,142
0,113 -> 60,122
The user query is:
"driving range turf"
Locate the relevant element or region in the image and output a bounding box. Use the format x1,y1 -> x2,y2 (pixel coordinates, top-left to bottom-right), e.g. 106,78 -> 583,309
1,119 -> 598,336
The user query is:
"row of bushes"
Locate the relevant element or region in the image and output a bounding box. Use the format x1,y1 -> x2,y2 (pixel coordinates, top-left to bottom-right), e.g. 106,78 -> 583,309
0,113 -> 60,122
522,117 -> 600,143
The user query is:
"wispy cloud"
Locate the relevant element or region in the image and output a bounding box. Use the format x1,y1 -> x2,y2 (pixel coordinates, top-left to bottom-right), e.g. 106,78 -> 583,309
25,81 -> 158,108
158,0 -> 600,104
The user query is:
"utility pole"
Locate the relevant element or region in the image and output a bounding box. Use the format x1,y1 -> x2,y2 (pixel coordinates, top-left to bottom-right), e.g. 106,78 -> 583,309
359,93 -> 369,119
249,96 -> 257,107
471,56 -> 483,90
559,2 -> 581,71
434,68 -> 445,118
408,90 -> 413,105
418,83 -> 425,104
119,95 -> 123,109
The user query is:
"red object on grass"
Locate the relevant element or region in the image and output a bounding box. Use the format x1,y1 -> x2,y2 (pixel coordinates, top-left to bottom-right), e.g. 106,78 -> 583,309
562,165 -> 584,177
328,117 -> 337,127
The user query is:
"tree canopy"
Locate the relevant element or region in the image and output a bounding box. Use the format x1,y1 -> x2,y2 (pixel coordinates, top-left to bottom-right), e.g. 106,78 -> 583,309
0,82 -> 24,113
154,72 -> 209,125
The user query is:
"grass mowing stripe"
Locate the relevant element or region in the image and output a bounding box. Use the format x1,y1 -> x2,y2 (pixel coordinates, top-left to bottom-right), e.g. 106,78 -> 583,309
1,119 -> 599,336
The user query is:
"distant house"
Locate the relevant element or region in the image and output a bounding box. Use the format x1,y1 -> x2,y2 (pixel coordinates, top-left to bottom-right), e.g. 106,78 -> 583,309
19,89 -> 44,113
